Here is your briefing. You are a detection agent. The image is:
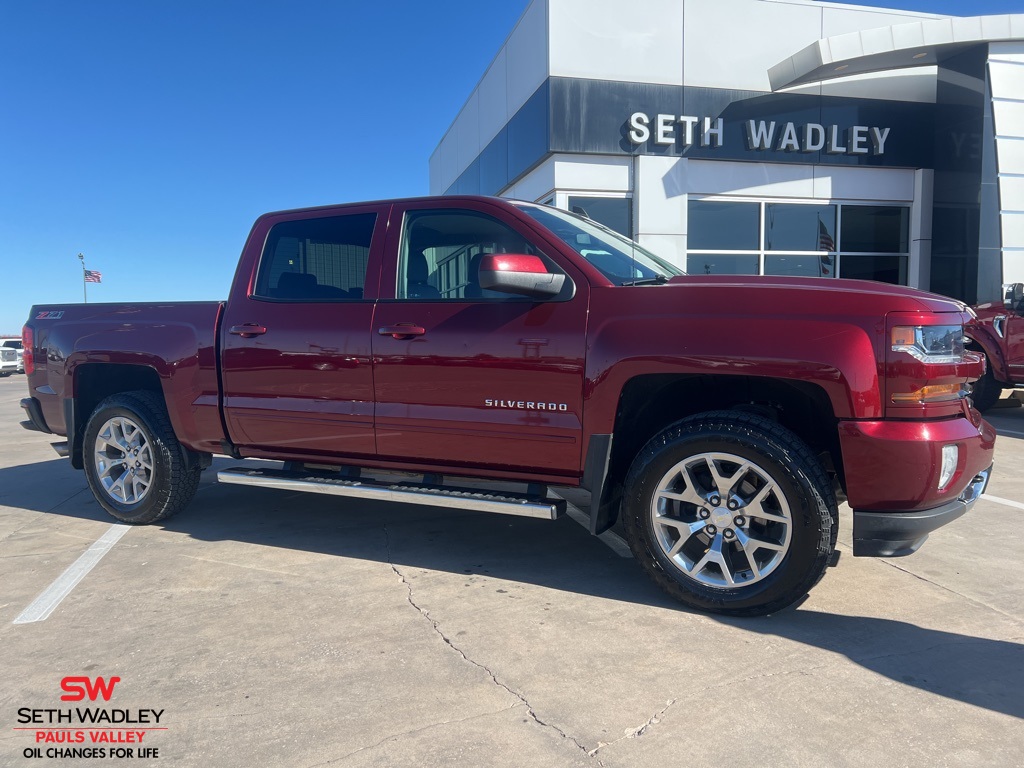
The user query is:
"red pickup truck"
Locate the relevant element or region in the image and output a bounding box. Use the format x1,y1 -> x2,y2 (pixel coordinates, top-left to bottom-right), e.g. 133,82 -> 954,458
966,282 -> 1024,411
20,196 -> 996,616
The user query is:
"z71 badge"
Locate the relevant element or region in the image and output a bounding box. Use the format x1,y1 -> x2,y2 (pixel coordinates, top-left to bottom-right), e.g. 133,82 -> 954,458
35,310 -> 65,319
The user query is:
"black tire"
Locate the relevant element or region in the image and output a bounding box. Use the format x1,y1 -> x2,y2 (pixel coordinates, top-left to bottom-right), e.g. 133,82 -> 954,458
82,391 -> 200,524
970,356 -> 1002,413
0,372 -> 11,378
621,410 -> 837,617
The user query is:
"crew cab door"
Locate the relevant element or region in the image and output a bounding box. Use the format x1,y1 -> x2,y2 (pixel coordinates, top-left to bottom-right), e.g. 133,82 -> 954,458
371,200 -> 589,477
220,205 -> 388,458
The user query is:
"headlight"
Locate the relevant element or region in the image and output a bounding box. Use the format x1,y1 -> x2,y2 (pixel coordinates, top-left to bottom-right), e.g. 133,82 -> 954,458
891,325 -> 964,364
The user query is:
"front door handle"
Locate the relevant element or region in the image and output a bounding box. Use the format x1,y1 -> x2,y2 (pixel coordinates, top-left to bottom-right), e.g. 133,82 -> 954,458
378,324 -> 426,339
229,324 -> 268,338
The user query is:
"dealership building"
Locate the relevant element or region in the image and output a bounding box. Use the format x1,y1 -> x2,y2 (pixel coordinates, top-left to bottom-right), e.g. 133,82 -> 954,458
429,0 -> 1024,304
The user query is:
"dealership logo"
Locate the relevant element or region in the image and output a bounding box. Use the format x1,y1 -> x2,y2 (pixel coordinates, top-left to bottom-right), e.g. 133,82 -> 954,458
60,676 -> 120,702
12,676 -> 165,760
626,112 -> 891,156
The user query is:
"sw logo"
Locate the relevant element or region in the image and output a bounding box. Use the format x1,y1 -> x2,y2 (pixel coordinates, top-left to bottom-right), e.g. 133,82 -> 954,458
60,676 -> 121,702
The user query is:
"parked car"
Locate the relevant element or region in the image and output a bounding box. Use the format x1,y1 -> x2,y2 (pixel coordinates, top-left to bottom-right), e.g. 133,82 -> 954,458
966,282 -> 1024,411
19,196 -> 995,616
0,338 -> 20,376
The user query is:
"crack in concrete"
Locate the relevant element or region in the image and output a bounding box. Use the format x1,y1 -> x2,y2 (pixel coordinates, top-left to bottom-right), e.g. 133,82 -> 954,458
878,559 -> 1024,625
587,698 -> 677,756
306,704 -> 520,767
0,488 -> 92,547
686,635 -> 1024,700
587,633 -> 1024,759
382,525 -> 591,759
180,554 -> 300,577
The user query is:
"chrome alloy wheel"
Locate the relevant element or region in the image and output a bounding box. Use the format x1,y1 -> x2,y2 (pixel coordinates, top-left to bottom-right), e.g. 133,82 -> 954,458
93,416 -> 155,505
650,451 -> 792,588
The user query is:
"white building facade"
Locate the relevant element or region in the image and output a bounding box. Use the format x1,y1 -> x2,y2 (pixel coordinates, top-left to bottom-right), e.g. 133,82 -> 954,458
430,0 -> 1024,304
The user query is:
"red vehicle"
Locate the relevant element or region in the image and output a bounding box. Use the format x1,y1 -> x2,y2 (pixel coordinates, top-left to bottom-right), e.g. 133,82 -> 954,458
966,282 -> 1024,411
19,197 -> 996,615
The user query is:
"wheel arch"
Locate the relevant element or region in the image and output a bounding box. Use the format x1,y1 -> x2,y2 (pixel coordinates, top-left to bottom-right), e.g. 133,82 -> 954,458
589,374 -> 842,534
965,328 -> 1009,384
69,364 -> 163,469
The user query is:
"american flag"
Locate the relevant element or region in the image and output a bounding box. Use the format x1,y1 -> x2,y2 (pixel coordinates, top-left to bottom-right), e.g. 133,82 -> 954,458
818,219 -> 835,252
84,269 -> 102,283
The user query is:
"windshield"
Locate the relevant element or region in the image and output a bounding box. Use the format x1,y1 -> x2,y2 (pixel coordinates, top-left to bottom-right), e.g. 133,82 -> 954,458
513,202 -> 685,284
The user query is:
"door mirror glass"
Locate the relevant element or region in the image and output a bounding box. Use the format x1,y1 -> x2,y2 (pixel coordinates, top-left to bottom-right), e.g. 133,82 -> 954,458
1004,282 -> 1024,313
478,254 -> 565,298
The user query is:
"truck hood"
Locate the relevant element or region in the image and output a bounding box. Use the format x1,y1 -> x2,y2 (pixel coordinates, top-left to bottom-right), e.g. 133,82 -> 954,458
970,300 -> 1005,322
665,275 -> 968,315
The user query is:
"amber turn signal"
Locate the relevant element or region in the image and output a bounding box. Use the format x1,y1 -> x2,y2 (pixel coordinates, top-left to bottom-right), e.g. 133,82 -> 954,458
891,383 -> 967,404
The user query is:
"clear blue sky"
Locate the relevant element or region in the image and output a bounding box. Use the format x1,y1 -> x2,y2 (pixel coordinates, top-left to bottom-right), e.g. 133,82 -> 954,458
1,0 -> 1021,334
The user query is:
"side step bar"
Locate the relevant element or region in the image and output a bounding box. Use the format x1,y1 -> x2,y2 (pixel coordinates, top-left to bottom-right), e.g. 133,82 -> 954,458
217,466 -> 565,520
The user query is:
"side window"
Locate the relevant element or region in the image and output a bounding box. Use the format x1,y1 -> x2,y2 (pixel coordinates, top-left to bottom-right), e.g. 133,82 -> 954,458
398,210 -> 555,300
254,213 -> 376,301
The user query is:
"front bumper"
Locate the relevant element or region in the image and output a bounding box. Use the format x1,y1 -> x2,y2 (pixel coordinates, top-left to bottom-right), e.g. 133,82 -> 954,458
853,466 -> 991,556
838,412 -> 996,511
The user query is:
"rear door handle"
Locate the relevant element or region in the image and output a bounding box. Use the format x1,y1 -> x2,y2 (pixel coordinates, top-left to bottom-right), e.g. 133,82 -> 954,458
378,324 -> 426,339
229,324 -> 268,338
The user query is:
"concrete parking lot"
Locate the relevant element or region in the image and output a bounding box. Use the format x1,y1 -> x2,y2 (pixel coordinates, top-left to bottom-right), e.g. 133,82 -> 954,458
1,374 -> 1022,767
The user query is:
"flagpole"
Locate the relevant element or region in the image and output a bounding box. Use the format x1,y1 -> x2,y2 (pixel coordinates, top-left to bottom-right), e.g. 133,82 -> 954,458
78,253 -> 87,303
817,215 -> 822,277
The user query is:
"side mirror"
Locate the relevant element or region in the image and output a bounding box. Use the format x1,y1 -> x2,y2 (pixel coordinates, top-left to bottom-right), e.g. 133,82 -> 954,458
478,254 -> 565,299
1003,282 -> 1024,313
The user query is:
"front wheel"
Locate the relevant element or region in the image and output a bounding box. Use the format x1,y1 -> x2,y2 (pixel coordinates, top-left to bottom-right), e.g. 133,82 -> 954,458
621,411 -> 837,617
969,355 -> 1002,413
83,391 -> 200,524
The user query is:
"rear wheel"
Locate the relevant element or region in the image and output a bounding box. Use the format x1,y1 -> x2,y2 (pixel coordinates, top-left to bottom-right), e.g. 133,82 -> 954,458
83,391 -> 200,524
621,411 -> 837,616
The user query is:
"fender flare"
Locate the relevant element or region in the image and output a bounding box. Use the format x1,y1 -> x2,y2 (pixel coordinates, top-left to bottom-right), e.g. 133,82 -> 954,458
965,327 -> 1009,384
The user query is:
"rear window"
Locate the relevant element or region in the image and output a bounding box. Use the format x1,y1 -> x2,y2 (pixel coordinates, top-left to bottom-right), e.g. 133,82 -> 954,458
254,213 -> 376,301
1,339 -> 22,349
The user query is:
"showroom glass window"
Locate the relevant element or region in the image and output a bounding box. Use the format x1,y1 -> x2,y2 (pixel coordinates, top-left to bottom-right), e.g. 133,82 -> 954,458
567,196 -> 633,238
686,200 -> 909,285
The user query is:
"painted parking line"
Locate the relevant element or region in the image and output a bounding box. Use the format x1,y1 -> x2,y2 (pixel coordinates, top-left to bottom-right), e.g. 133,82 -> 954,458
981,494 -> 1024,512
13,524 -> 131,624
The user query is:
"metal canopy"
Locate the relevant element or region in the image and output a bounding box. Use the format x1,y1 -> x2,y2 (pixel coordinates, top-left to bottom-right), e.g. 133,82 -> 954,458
768,14 -> 1024,91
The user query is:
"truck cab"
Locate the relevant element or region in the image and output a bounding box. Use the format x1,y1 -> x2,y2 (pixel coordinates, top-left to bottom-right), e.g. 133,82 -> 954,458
967,282 -> 1024,410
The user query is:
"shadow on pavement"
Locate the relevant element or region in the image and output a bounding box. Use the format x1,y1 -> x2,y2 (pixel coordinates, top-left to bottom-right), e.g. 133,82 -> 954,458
0,457 -> 110,522
723,610 -> 1024,720
4,456 -> 1023,721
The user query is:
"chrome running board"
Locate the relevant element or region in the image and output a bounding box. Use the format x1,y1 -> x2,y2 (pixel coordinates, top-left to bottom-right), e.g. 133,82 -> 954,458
217,466 -> 564,520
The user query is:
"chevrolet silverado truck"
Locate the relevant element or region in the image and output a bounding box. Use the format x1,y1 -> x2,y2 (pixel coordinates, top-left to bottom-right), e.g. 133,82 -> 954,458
19,196 -> 996,616
966,282 -> 1024,412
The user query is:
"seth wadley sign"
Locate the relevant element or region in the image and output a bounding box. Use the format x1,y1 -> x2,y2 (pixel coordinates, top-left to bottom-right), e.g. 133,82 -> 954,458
627,112 -> 892,155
